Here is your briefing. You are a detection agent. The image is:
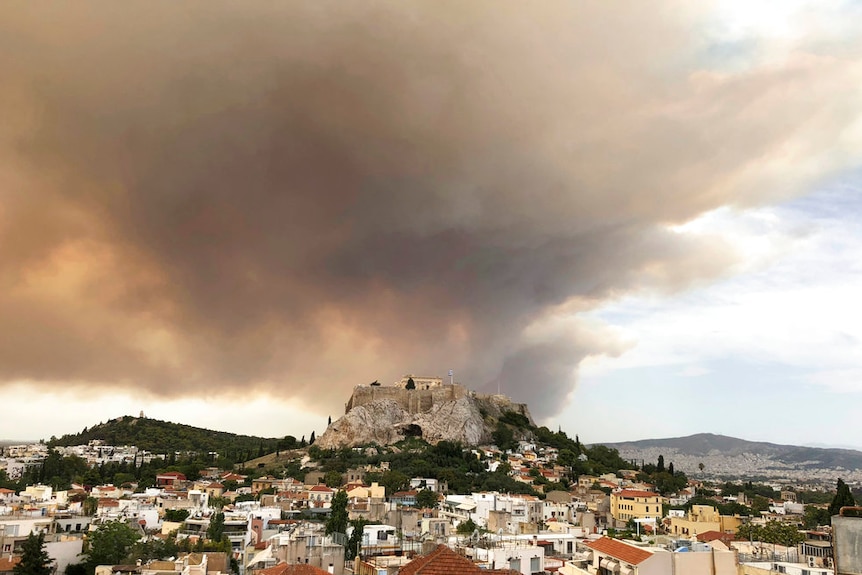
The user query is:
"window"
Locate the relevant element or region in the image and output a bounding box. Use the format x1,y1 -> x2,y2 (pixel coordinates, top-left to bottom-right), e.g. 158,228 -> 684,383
530,557 -> 540,572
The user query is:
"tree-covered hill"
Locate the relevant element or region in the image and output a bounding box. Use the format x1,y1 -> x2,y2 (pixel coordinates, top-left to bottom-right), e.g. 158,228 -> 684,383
48,415 -> 280,456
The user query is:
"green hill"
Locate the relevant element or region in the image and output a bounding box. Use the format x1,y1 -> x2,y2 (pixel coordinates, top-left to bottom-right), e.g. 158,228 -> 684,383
48,415 -> 280,457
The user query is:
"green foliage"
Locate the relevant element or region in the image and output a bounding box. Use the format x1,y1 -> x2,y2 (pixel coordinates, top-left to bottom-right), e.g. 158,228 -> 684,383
324,471 -> 343,488
365,470 -> 409,495
48,415 -> 279,461
499,411 -> 530,429
803,505 -> 832,529
14,532 -> 53,575
207,513 -> 225,542
492,422 -> 516,452
405,378 -> 416,390
683,496 -> 752,516
736,520 -> 804,546
456,518 -> 478,535
85,521 -> 140,572
326,491 -> 349,535
829,478 -> 856,517
415,489 -> 439,509
163,509 -> 190,522
128,536 -> 179,564
346,519 -> 369,560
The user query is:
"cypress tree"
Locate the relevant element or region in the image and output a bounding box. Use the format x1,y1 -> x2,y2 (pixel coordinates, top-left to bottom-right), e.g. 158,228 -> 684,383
829,478 -> 856,517
14,532 -> 53,575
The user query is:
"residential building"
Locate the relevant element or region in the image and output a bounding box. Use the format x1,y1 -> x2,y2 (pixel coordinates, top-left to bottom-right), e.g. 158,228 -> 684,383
609,490 -> 663,526
667,504 -> 742,537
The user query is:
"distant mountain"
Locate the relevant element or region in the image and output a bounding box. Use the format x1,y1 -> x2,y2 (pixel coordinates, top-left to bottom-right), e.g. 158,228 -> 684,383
49,415 -> 280,456
599,433 -> 862,478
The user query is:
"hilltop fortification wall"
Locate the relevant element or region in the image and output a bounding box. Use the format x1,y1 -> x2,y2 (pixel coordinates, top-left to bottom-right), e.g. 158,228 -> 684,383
345,383 -> 469,414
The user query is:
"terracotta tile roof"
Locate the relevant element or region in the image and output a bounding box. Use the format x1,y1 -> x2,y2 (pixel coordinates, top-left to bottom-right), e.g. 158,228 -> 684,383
584,537 -> 653,565
0,556 -> 21,573
309,485 -> 333,492
392,490 -> 418,497
697,531 -> 735,545
398,544 -> 518,575
615,490 -> 660,499
258,562 -> 330,575
398,544 -> 480,575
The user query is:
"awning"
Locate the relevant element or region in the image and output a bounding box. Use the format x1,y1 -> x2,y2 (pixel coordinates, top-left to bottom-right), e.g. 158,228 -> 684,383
620,567 -> 633,575
245,545 -> 272,567
605,560 -> 619,571
457,502 -> 477,510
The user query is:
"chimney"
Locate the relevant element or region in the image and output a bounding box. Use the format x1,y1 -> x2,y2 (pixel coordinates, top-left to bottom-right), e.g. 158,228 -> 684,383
327,564 -> 334,574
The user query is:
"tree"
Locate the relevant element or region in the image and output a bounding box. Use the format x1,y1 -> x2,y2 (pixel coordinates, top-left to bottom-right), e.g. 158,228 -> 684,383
346,519 -> 368,560
456,518 -> 477,535
326,491 -> 349,535
14,532 -> 53,575
698,462 -> 705,474
656,455 -> 665,473
492,423 -> 516,452
415,489 -> 439,509
406,378 -> 416,390
324,470 -> 343,488
163,509 -> 190,522
86,521 -> 140,572
803,505 -> 831,529
829,478 -> 856,517
668,462 -> 674,476
309,431 -> 316,445
207,512 -> 225,542
328,415 -> 332,426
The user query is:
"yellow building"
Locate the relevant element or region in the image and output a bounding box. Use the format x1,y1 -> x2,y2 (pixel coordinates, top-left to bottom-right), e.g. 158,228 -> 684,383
668,504 -> 743,537
610,489 -> 664,523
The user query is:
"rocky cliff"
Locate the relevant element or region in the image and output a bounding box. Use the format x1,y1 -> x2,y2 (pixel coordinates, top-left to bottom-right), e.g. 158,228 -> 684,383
316,387 -> 533,448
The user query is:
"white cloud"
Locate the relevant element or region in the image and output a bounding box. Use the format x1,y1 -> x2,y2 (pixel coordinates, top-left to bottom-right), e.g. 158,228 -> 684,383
580,185 -> 862,389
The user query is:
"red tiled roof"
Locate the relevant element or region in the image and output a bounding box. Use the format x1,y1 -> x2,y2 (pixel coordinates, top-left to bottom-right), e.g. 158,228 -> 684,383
398,545 -> 475,575
309,485 -> 333,492
0,488 -> 14,494
158,471 -> 186,478
697,531 -> 735,545
258,563 -> 330,575
397,545 -> 518,575
0,557 -> 21,572
584,537 -> 653,565
615,490 -> 660,499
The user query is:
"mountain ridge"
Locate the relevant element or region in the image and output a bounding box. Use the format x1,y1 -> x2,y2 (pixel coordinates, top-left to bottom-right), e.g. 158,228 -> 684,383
599,432 -> 862,475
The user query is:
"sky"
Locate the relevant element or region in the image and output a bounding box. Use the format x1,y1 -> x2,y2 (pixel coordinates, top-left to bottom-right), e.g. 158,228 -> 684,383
1,1 -> 861,447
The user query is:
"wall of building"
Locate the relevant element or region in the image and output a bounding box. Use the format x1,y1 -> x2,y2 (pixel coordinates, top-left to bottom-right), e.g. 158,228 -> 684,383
345,384 -> 469,414
671,550 -> 736,575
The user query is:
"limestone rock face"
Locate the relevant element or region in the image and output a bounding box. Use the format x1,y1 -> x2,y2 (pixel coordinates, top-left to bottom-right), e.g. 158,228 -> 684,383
316,388 -> 533,448
413,397 -> 487,446
315,399 -> 410,449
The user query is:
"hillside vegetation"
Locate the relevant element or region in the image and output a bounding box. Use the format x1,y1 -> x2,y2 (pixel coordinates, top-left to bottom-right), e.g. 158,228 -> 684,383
48,415 -> 281,458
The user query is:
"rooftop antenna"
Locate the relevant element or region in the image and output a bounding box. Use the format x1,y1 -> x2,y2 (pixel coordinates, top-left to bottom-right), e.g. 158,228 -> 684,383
449,369 -> 453,385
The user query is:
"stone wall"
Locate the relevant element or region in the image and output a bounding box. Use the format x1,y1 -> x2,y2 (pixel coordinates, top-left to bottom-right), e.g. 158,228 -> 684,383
345,383 -> 469,414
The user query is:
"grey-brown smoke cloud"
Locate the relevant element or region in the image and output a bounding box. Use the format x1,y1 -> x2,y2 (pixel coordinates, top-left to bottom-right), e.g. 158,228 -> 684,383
1,2 -> 860,419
